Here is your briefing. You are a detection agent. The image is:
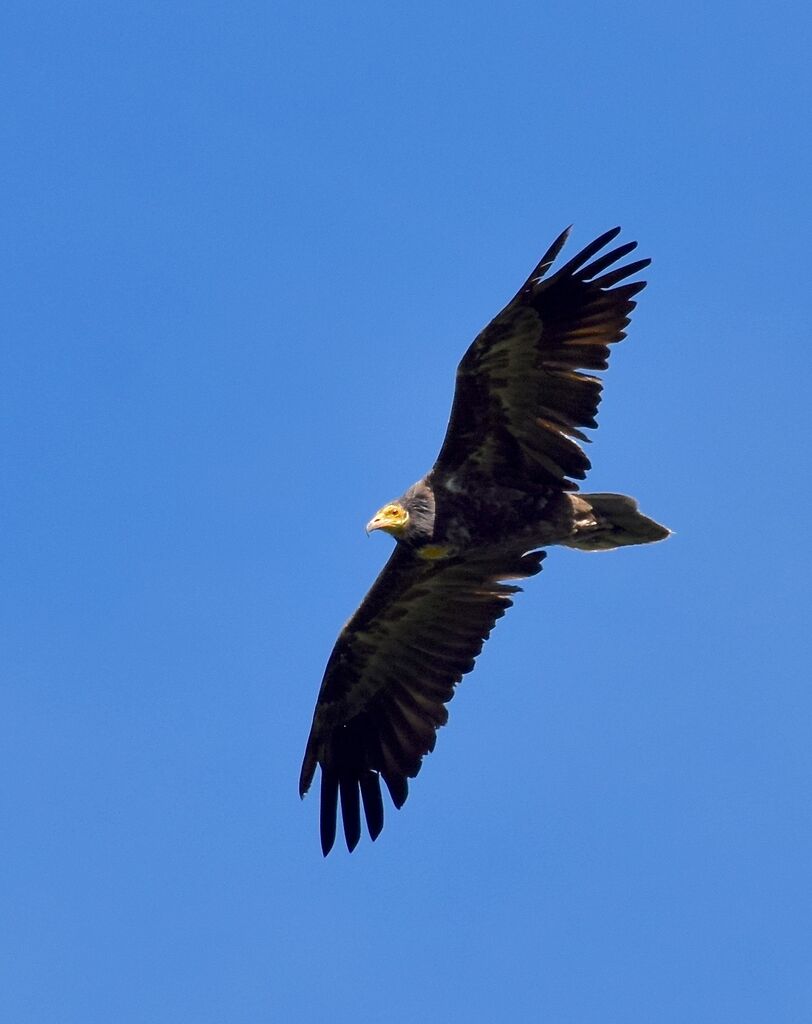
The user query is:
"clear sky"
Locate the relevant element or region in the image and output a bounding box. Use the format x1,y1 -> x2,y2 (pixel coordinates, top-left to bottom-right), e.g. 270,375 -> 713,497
3,2 -> 810,1021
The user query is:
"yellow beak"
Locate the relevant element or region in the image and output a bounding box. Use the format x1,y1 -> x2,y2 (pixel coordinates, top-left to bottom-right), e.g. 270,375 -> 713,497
365,513 -> 387,535
365,505 -> 408,535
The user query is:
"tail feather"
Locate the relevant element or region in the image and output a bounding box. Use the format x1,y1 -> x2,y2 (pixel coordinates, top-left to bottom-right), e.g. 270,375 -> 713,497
564,493 -> 670,551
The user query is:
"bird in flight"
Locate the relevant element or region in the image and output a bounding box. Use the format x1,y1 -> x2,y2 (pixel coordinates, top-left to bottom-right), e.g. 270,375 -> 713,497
300,226 -> 669,855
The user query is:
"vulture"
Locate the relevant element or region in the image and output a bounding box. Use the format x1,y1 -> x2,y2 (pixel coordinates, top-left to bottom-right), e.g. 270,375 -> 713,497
300,226 -> 669,854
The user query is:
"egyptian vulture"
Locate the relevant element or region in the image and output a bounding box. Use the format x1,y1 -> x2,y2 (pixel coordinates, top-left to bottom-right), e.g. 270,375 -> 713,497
300,227 -> 669,854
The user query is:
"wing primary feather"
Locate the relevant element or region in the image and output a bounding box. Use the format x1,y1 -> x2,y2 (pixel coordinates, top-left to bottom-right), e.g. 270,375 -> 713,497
612,280 -> 647,300
320,768 -> 339,857
377,710 -> 422,776
299,742 -> 317,798
521,225 -> 572,285
388,694 -> 437,748
593,258 -> 651,289
360,771 -> 385,841
382,771 -> 409,808
339,775 -> 362,852
556,226 -> 622,276
580,241 -> 638,279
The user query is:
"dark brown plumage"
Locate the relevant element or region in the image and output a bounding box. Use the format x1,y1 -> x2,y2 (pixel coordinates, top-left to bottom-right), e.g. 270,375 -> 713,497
300,227 -> 669,854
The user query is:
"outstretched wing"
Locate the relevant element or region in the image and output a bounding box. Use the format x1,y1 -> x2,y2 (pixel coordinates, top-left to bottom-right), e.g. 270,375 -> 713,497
299,544 -> 545,854
434,227 -> 650,489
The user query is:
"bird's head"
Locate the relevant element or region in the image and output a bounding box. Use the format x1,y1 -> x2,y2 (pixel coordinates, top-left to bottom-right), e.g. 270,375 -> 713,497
366,501 -> 409,537
366,482 -> 435,543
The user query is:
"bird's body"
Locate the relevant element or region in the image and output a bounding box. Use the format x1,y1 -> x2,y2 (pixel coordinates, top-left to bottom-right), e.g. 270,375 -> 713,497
380,477 -> 613,557
300,227 -> 669,854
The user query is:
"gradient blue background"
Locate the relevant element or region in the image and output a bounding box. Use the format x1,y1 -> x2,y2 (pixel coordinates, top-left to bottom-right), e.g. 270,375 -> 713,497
3,2 -> 810,1021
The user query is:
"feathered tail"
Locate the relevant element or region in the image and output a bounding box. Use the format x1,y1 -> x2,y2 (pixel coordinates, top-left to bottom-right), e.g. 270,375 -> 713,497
564,493 -> 670,551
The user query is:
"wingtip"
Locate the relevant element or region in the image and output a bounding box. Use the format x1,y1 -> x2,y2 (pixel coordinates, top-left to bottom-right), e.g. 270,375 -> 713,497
525,226 -> 572,287
319,767 -> 339,857
298,766 -> 312,799
339,777 -> 362,852
299,740 -> 317,798
382,771 -> 409,809
360,771 -> 385,842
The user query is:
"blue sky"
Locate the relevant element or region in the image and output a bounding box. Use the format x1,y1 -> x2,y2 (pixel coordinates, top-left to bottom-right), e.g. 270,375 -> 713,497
2,2 -> 810,1021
